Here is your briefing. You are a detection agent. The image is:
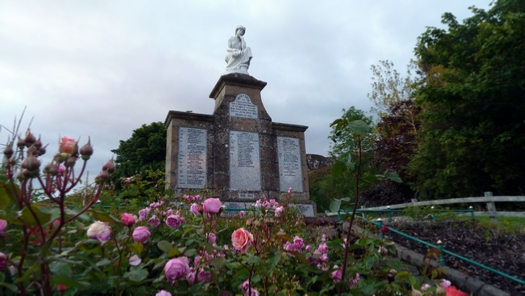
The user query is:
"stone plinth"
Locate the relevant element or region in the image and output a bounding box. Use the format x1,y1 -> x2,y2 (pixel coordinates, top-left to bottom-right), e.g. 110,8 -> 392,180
165,73 -> 313,214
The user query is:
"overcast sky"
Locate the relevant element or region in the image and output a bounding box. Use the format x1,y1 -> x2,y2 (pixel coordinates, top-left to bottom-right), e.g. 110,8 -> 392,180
0,0 -> 493,182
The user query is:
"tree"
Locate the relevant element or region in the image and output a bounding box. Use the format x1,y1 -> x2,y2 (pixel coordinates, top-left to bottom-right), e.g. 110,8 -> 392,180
368,60 -> 421,134
409,0 -> 525,198
111,122 -> 167,189
359,61 -> 422,206
361,100 -> 421,207
327,107 -> 377,199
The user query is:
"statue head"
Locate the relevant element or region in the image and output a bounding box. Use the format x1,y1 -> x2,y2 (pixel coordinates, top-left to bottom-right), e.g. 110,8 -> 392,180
235,26 -> 246,36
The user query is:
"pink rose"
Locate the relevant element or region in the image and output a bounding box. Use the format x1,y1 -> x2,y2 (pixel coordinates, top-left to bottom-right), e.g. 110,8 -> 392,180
87,221 -> 111,242
166,214 -> 183,228
190,203 -> 201,216
207,233 -> 217,244
203,198 -> 222,214
0,219 -> 7,235
138,208 -> 150,221
274,206 -> 284,217
149,215 -> 161,227
231,228 -> 253,253
59,137 -> 77,155
156,290 -> 172,296
133,226 -> 151,243
331,266 -> 342,283
164,257 -> 190,282
198,269 -> 211,282
121,213 -> 136,226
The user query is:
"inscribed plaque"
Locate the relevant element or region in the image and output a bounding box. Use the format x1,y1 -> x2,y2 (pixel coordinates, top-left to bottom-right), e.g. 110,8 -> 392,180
177,127 -> 207,189
223,202 -> 254,217
277,137 -> 304,192
290,204 -> 315,217
229,131 -> 261,191
229,93 -> 258,119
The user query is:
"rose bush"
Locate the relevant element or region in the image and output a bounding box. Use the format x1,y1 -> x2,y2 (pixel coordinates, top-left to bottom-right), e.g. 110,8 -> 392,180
0,128 -> 468,295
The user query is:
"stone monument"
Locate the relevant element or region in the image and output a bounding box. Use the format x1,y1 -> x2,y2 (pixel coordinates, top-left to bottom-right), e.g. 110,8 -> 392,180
165,26 -> 315,216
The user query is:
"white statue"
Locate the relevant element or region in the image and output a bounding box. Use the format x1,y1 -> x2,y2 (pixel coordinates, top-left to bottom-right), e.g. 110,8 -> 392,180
224,26 -> 253,75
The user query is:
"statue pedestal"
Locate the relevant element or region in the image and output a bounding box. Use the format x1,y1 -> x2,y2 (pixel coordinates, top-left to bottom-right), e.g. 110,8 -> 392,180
165,73 -> 315,216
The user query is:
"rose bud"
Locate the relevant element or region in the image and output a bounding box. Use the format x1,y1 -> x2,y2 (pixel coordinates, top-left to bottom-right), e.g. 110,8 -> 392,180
3,145 -> 14,159
21,154 -> 41,171
95,170 -> 110,183
44,163 -> 59,176
65,156 -> 77,168
37,144 -> 47,156
80,137 -> 94,161
53,152 -> 64,163
17,136 -> 26,149
24,131 -> 36,147
102,158 -> 115,173
33,135 -> 42,149
59,137 -> 77,155
20,169 -> 32,179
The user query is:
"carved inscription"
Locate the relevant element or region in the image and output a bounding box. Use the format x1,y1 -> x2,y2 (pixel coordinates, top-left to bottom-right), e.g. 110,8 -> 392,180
177,127 -> 207,188
239,193 -> 255,199
229,93 -> 258,119
230,131 -> 261,191
277,137 -> 304,192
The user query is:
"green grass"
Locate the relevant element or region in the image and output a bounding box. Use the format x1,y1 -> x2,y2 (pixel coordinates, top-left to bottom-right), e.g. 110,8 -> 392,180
459,215 -> 525,234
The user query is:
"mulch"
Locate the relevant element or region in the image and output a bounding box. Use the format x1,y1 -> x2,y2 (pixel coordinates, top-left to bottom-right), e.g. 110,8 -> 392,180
384,220 -> 525,295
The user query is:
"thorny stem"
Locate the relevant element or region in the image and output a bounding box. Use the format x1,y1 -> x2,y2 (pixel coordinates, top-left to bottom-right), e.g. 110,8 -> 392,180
339,135 -> 362,296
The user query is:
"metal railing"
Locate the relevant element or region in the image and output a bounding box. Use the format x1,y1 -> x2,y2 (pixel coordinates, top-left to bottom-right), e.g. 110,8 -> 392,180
337,207 -> 476,222
338,209 -> 525,286
361,192 -> 525,222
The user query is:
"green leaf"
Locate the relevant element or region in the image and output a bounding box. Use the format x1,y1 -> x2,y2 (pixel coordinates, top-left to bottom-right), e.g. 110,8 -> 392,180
209,257 -> 226,270
251,274 -> 261,283
331,162 -> 346,177
17,204 -> 52,226
168,246 -> 181,257
50,262 -> 73,277
286,251 -> 313,269
385,172 -> 402,183
244,256 -> 261,264
89,210 -> 121,224
329,199 -> 341,214
129,242 -> 144,255
96,258 -> 112,267
364,255 -> 375,270
157,240 -> 172,253
347,120 -> 372,135
0,181 -> 13,210
266,251 -> 281,273
127,269 -> 149,282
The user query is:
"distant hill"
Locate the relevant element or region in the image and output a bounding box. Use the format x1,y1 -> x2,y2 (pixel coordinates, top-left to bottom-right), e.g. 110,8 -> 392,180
306,154 -> 333,172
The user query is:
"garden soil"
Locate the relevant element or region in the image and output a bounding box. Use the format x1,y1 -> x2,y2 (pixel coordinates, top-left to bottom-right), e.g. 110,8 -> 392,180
384,220 -> 525,295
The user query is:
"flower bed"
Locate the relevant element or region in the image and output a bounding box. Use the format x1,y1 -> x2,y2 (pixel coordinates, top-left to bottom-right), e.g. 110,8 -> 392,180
0,133 -> 468,295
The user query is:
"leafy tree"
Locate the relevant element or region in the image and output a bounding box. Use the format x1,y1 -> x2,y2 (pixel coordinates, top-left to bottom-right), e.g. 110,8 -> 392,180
327,107 -> 378,199
111,122 -> 167,190
409,0 -> 525,198
360,61 -> 423,206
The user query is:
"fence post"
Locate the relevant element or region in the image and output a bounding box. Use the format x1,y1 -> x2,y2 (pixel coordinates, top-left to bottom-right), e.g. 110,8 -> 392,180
361,205 -> 366,220
437,240 -> 445,266
469,206 -> 474,220
377,218 -> 384,239
387,206 -> 392,222
485,191 -> 497,223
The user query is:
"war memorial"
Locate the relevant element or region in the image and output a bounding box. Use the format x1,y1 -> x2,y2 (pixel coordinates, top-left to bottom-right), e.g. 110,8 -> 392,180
164,26 -> 315,216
